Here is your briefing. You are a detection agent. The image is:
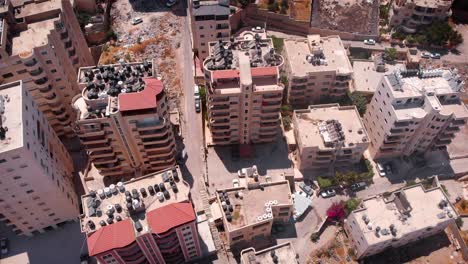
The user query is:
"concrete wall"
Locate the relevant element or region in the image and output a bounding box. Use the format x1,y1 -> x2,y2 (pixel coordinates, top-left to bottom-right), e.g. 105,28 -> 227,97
448,222 -> 468,261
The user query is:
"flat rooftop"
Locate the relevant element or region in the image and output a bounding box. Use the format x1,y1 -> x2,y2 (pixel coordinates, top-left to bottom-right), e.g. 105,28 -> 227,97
217,181 -> 292,231
351,185 -> 457,246
11,19 -> 56,56
0,81 -> 24,153
352,60 -> 405,94
294,104 -> 368,149
74,61 -> 163,120
241,242 -> 298,264
80,166 -> 190,236
284,35 -> 353,78
15,0 -> 61,19
413,0 -> 453,8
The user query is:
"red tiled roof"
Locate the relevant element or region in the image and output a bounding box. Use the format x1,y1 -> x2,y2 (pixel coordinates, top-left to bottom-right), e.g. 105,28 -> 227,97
87,219 -> 135,256
251,66 -> 278,77
212,69 -> 240,79
118,77 -> 164,112
147,201 -> 196,234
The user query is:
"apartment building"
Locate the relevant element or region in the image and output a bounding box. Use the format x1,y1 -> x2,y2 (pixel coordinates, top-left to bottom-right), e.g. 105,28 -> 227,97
81,166 -> 202,264
216,181 -> 293,247
190,0 -> 231,61
389,0 -> 454,33
0,0 -> 95,137
293,104 -> 369,171
344,185 -> 457,259
203,29 -> 284,145
240,242 -> 299,264
284,35 -> 353,106
0,81 -> 78,236
72,61 -> 177,180
363,69 -> 468,159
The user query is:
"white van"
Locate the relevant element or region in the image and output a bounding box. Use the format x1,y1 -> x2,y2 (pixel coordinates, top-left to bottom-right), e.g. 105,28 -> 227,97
194,85 -> 200,100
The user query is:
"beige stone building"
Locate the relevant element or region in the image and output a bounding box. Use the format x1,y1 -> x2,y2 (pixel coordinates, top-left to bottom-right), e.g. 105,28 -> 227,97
0,0 -> 95,137
240,242 -> 299,264
216,181 -> 293,247
344,185 -> 457,259
363,69 -> 468,159
203,29 -> 284,145
293,104 -> 369,171
389,0 -> 454,33
284,35 -> 353,106
190,0 -> 231,61
0,81 -> 78,236
72,61 -> 176,181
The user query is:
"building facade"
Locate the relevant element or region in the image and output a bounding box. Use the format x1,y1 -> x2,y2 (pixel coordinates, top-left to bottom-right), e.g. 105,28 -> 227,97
0,0 -> 95,137
344,185 -> 457,259
216,181 -> 293,247
81,167 -> 202,264
389,0 -> 454,33
203,29 -> 284,145
72,61 -> 177,181
190,0 -> 231,61
0,81 -> 78,236
363,69 -> 468,159
293,104 -> 369,171
283,35 -> 353,107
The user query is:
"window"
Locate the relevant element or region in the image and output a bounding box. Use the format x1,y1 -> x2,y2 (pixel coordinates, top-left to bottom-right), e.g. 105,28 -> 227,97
2,73 -> 13,78
26,190 -> 34,194
199,26 -> 204,29
40,51 -> 47,55
0,159 -> 6,163
46,60 -> 52,64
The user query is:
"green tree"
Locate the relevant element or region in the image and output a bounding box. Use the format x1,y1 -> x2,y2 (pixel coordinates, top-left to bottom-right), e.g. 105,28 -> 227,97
347,92 -> 367,116
449,31 -> 464,46
384,48 -> 397,61
421,21 -> 463,46
345,198 -> 361,215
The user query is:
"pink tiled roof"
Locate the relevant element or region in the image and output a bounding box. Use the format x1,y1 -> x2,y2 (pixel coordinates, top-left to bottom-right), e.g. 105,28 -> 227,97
118,77 -> 164,112
87,219 -> 135,256
147,201 -> 196,234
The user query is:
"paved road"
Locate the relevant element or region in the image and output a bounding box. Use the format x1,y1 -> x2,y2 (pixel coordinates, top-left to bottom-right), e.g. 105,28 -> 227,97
179,5 -> 205,211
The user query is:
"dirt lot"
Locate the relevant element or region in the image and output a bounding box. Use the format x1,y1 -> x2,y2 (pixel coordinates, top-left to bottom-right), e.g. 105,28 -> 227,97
100,0 -> 184,100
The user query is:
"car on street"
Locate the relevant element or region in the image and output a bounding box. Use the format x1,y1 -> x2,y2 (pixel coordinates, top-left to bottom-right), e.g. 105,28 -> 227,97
350,182 -> 367,192
377,163 -> 386,177
131,17 -> 143,25
177,149 -> 187,164
0,237 -> 9,255
430,53 -> 441,59
320,189 -> 336,198
364,39 -> 376,45
299,182 -> 314,197
421,52 -> 431,59
232,179 -> 240,188
195,99 -> 201,113
194,85 -> 200,100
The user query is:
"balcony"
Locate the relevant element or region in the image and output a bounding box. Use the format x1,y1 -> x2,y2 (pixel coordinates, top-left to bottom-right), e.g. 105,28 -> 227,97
451,119 -> 466,126
445,126 -> 460,132
30,67 -> 44,76
212,131 -> 231,138
210,118 -> 230,125
210,125 -> 230,132
434,139 -> 451,146
401,24 -> 417,33
134,119 -> 165,131
144,141 -> 174,151
210,104 -> 230,111
34,77 -> 49,85
23,58 -> 38,67
259,128 -> 276,135
212,137 -> 231,144
38,84 -> 53,93
93,156 -> 118,165
389,128 -> 404,135
141,134 -> 171,145
394,121 -> 410,128
210,111 -> 229,118
260,115 -> 279,122
261,121 -> 279,128
216,23 -> 229,30
138,128 -> 168,138
89,149 -> 114,158
57,114 -> 70,122
149,156 -> 175,166
209,97 -> 229,105
86,142 -> 112,151
81,135 -> 108,145
216,32 -> 229,39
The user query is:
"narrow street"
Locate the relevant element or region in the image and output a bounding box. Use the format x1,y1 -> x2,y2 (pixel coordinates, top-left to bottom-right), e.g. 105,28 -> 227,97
179,5 -> 205,211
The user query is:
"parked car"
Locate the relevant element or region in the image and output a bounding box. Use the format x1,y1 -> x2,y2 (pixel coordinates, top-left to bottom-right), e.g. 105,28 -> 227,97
320,189 -> 336,198
430,53 -> 441,59
364,39 -> 376,45
195,99 -> 201,113
299,182 -> 314,197
350,182 -> 367,192
377,163 -> 386,177
176,149 -> 187,164
131,17 -> 143,25
232,179 -> 240,188
421,52 -> 431,59
385,164 -> 393,175
0,237 -> 9,255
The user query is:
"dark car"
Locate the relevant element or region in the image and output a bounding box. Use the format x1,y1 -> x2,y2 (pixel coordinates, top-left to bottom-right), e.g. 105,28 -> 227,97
0,237 -> 9,255
195,99 -> 201,113
299,182 -> 314,196
350,182 -> 367,192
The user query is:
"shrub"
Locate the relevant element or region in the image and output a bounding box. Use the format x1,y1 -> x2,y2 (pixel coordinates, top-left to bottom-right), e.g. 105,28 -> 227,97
347,92 -> 367,116
310,232 -> 320,242
318,176 -> 336,189
345,198 -> 361,215
405,180 -> 417,187
384,48 -> 398,61
456,217 -> 464,228
282,115 -> 292,131
271,35 -> 284,53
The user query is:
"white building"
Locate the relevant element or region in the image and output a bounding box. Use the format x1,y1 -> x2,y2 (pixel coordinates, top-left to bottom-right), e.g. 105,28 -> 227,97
0,81 -> 78,236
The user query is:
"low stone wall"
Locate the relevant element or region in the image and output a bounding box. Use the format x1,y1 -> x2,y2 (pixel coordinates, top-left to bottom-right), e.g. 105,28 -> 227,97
449,222 -> 468,261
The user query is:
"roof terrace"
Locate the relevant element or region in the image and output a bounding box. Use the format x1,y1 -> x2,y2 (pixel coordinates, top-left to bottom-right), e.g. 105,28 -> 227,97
216,181 -> 292,231
80,166 -> 190,236
350,185 -> 457,246
0,81 -> 23,153
74,60 -> 164,119
240,242 -> 298,264
294,104 -> 369,149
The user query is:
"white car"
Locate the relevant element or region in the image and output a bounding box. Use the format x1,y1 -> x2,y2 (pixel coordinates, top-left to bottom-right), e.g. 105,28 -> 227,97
421,52 -> 431,59
320,189 -> 336,198
131,17 -> 143,25
377,163 -> 386,177
430,53 -> 441,59
232,179 -> 240,188
364,39 -> 376,45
